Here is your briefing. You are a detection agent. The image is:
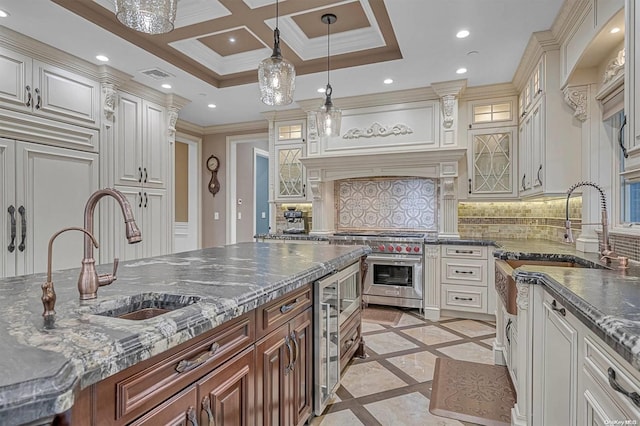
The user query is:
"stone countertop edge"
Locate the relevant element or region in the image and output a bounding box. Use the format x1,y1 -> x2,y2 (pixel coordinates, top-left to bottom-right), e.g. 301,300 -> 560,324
254,233 -> 330,241
0,243 -> 370,426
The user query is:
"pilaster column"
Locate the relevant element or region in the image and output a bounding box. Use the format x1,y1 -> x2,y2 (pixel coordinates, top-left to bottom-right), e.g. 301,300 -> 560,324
439,162 -> 459,238
512,281 -> 531,425
431,79 -> 467,147
422,244 -> 441,321
307,179 -> 334,234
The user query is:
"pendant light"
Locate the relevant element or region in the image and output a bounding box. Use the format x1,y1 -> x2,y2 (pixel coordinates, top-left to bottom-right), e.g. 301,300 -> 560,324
115,0 -> 177,34
258,0 -> 295,106
317,13 -> 341,138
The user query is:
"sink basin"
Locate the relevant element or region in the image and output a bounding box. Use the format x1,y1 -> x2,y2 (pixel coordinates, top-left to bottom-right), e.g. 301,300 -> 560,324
495,258 -> 605,315
92,293 -> 201,320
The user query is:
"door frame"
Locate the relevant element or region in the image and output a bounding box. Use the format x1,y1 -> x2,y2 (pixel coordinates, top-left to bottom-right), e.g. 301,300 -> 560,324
174,132 -> 202,251
253,148 -> 270,237
226,133 -> 268,244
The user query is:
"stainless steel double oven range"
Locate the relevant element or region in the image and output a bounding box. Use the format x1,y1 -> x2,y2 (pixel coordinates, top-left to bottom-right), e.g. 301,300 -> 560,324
329,231 -> 426,309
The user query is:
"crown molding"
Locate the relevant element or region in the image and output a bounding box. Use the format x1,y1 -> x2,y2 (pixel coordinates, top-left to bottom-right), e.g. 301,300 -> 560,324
202,119 -> 268,135
297,87 -> 437,113
551,0 -> 592,45
431,79 -> 468,97
176,119 -> 205,136
460,83 -> 518,101
261,109 -> 308,122
512,30 -> 559,90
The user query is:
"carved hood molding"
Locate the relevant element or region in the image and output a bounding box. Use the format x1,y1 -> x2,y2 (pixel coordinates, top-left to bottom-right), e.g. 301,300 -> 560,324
342,122 -> 413,139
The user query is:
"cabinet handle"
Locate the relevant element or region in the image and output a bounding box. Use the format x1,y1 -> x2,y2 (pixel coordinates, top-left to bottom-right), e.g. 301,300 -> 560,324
7,205 -> 16,253
551,300 -> 566,317
521,174 -> 526,191
284,335 -> 294,374
302,183 -> 306,198
536,164 -> 543,186
200,395 -> 215,426
18,206 -> 26,252
289,331 -> 299,371
454,270 -> 473,274
25,86 -> 32,107
175,342 -> 220,373
34,88 -> 41,109
280,298 -> 299,314
468,178 -> 472,194
505,318 -> 512,345
144,167 -> 148,183
455,250 -> 473,254
608,367 -> 640,408
453,296 -> 473,301
186,406 -> 198,426
138,167 -> 143,183
144,192 -> 148,208
138,192 -> 142,208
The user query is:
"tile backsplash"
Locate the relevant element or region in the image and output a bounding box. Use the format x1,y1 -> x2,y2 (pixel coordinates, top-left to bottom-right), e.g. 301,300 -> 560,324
335,177 -> 437,230
458,198 -> 582,241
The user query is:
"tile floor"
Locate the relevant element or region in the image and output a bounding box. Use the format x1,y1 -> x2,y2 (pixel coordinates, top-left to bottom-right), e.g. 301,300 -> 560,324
310,307 -> 497,426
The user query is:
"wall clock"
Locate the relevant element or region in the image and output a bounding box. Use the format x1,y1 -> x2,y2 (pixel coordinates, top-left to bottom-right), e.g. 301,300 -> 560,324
206,155 -> 221,196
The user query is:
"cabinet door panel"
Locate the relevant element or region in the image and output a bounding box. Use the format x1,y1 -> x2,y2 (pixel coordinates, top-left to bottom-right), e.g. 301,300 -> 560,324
256,325 -> 290,426
33,60 -> 99,127
129,386 -> 198,426
290,309 -> 313,426
15,142 -> 98,274
0,47 -> 31,113
112,187 -> 144,262
0,139 -> 16,278
115,93 -> 143,186
198,347 -> 255,426
142,189 -> 168,258
142,100 -> 167,189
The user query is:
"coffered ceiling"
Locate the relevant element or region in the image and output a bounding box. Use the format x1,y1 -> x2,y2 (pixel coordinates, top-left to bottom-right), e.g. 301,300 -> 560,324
0,0 -> 566,127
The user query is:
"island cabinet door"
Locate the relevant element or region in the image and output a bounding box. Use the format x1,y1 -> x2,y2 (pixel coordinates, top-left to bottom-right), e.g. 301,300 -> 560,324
196,346 -> 255,426
256,323 -> 291,426
128,386 -> 199,426
290,309 -> 313,426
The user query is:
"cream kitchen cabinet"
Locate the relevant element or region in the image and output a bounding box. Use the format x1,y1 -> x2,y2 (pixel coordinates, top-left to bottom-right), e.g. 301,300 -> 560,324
273,120 -> 308,202
0,138 -> 98,278
467,126 -> 518,198
517,50 -> 581,197
0,45 -> 100,129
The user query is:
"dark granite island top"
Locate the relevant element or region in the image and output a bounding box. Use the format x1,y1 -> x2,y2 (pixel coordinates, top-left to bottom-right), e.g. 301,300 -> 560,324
492,239 -> 640,372
0,242 -> 370,426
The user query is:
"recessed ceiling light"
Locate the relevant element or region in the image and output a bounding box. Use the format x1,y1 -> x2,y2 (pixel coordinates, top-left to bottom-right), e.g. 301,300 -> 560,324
229,37 -> 236,43
208,104 -> 217,108
456,30 -> 470,38
161,83 -> 172,89
610,27 -> 621,34
456,67 -> 468,74
383,78 -> 393,84
95,55 -> 109,62
0,9 -> 9,18
317,87 -> 326,93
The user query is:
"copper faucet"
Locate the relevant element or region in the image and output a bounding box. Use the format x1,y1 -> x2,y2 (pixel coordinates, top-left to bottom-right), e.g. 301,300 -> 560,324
43,227 -> 98,328
564,181 -> 628,267
78,188 -> 142,300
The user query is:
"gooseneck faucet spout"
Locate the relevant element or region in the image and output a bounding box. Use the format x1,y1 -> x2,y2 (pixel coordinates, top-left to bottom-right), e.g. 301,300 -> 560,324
564,181 -> 614,258
78,188 -> 142,300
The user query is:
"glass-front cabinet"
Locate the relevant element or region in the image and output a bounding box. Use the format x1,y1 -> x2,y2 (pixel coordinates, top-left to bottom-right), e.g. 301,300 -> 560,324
468,126 -> 518,198
274,120 -> 308,201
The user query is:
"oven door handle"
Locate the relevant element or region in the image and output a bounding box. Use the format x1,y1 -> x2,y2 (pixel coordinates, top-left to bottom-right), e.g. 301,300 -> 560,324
366,255 -> 422,264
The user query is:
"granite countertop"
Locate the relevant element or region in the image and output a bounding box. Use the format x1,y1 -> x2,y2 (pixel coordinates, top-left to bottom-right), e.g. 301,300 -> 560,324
492,238 -> 640,372
254,233 -> 330,241
0,242 -> 369,426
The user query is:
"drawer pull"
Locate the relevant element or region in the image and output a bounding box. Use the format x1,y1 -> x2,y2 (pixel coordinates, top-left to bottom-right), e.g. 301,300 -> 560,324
201,395 -> 214,426
608,368 -> 640,408
455,250 -> 474,254
280,298 -> 299,314
454,296 -> 474,301
186,406 -> 198,426
454,270 -> 473,274
175,342 -> 220,373
345,338 -> 356,349
551,300 -> 566,317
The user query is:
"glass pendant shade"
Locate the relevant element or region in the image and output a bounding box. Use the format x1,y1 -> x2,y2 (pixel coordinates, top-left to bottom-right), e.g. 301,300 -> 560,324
115,0 -> 177,35
317,86 -> 341,137
258,34 -> 295,106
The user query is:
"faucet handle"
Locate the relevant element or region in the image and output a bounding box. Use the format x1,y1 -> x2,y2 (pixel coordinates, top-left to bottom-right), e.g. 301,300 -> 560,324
98,258 -> 119,287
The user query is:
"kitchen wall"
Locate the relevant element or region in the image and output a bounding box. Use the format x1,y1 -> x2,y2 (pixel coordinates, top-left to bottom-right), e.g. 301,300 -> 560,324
334,177 -> 438,231
458,198 -> 582,241
174,142 -> 188,222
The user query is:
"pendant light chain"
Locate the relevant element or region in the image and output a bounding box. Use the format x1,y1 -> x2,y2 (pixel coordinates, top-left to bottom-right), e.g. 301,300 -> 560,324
326,16 -> 330,89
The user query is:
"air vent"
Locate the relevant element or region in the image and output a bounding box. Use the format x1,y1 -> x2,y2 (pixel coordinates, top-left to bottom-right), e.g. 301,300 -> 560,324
140,68 -> 174,80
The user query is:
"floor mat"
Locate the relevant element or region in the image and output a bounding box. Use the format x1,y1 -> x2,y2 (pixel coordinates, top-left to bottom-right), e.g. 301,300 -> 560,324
429,357 -> 515,426
361,307 -> 402,326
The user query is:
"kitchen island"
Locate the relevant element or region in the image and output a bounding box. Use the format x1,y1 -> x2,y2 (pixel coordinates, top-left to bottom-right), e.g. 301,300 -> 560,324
0,242 -> 369,426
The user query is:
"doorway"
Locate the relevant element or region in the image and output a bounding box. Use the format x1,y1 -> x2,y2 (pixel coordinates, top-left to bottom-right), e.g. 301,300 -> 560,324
174,133 -> 201,253
254,148 -> 270,235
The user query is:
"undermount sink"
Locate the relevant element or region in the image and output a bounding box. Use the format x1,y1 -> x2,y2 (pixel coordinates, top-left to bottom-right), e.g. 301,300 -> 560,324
495,258 -> 606,315
92,293 -> 201,321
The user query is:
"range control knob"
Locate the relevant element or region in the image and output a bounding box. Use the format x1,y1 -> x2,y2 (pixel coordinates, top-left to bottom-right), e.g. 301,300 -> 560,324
405,246 -> 412,252
395,246 -> 402,252
413,246 -> 420,253
378,245 -> 385,251
387,245 -> 394,252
